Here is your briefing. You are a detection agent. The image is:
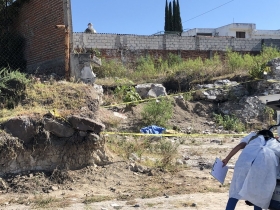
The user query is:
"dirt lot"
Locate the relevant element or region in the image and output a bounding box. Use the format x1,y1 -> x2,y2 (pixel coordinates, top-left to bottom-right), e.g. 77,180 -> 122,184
0,136 -> 253,210
0,101 -> 256,210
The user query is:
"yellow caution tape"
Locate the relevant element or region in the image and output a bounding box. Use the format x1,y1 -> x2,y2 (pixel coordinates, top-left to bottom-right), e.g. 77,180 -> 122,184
101,78 -> 276,108
101,131 -> 279,139
101,131 -> 246,138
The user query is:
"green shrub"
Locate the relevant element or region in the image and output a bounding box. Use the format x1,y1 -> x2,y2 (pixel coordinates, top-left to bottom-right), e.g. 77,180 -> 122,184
155,56 -> 168,72
136,55 -> 155,73
249,61 -> 268,79
167,53 -> 182,67
94,59 -> 127,78
183,92 -> 193,101
114,85 -> 142,104
247,46 -> 280,79
213,113 -> 245,133
175,57 -> 204,74
225,50 -> 244,72
141,97 -> 173,127
0,68 -> 30,108
243,54 -> 255,71
203,54 -> 222,76
259,45 -> 280,62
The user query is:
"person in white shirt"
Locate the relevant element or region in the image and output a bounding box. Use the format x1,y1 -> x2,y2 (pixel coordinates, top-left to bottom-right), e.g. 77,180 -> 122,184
222,129 -> 280,210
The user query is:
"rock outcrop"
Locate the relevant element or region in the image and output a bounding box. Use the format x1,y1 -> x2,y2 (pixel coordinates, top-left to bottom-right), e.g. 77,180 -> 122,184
0,113 -> 106,176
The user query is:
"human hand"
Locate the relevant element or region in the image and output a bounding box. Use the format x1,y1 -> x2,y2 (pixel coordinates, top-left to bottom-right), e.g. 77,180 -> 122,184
222,158 -> 229,167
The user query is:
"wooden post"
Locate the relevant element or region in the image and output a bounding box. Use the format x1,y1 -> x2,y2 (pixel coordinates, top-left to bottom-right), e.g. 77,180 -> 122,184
55,24 -> 70,81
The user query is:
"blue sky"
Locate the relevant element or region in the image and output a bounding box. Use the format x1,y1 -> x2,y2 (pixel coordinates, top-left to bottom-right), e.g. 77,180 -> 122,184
71,0 -> 280,35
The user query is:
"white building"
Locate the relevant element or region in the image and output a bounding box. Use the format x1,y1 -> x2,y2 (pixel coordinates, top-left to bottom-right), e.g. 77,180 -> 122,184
182,23 -> 280,39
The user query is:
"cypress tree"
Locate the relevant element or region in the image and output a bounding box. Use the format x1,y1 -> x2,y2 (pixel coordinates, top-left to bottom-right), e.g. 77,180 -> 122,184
168,1 -> 173,32
164,0 -> 183,33
176,0 -> 183,32
172,0 -> 177,31
164,0 -> 169,32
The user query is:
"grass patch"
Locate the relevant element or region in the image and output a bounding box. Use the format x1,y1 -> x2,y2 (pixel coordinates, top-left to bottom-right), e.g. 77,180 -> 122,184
31,195 -> 71,209
0,79 -> 93,122
106,135 -> 180,171
83,195 -> 112,204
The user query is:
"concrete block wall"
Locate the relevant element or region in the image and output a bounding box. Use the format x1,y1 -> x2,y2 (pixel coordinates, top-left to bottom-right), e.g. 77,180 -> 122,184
72,33 -> 264,52
13,0 -> 71,76
198,37 -> 262,51
165,36 -> 196,50
72,33 -> 197,51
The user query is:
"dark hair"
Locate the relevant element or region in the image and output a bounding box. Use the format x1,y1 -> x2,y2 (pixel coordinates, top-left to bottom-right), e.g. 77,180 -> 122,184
248,129 -> 274,144
257,129 -> 274,140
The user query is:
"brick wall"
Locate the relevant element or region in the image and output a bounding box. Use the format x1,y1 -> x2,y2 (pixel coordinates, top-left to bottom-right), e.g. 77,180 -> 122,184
13,0 -> 71,76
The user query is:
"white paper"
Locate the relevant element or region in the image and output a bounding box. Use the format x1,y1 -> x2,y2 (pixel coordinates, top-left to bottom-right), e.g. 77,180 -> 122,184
210,157 -> 228,184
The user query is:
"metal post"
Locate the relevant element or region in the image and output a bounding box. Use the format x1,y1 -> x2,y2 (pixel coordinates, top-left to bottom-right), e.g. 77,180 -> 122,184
55,24 -> 70,81
65,25 -> 70,80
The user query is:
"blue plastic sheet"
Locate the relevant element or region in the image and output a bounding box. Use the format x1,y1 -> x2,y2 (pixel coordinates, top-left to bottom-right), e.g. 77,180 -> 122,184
140,125 -> 166,134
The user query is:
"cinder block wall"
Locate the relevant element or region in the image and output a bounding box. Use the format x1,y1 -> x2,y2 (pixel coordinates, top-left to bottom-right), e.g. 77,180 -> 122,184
72,33 -> 263,52
13,0 -> 71,76
72,33 -> 263,66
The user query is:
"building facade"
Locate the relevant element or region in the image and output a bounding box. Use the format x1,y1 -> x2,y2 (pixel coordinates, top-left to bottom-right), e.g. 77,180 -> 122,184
182,23 -> 280,39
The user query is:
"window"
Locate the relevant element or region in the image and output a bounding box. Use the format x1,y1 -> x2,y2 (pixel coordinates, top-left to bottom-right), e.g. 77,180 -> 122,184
236,32 -> 245,38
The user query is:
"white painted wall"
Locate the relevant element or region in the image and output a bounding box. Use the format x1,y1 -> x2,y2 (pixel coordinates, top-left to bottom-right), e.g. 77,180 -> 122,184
253,30 -> 280,39
215,23 -> 255,38
182,23 -> 280,39
182,28 -> 213,36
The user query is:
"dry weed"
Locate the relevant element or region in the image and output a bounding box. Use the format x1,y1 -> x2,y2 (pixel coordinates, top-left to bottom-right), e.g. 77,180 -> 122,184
31,195 -> 71,209
83,195 -> 113,204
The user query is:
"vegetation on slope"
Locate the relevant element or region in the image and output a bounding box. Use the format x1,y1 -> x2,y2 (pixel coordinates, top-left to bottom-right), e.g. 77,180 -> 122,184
1,46 -> 279,123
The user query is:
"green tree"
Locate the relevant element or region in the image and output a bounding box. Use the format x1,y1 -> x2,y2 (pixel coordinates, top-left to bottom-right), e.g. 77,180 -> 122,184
164,0 -> 183,33
176,0 -> 183,32
164,0 -> 170,32
172,0 -> 177,31
168,1 -> 173,32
